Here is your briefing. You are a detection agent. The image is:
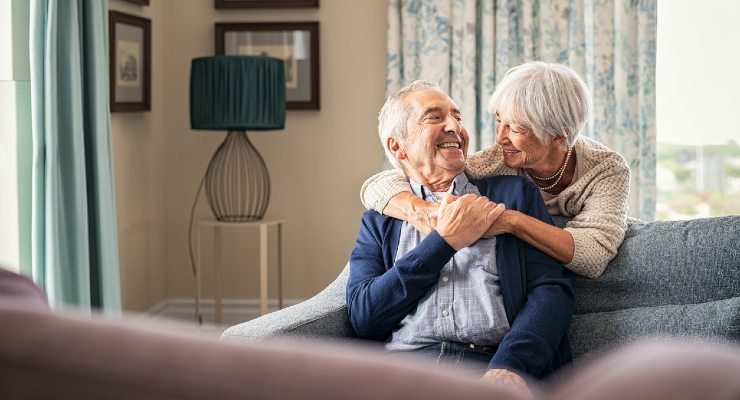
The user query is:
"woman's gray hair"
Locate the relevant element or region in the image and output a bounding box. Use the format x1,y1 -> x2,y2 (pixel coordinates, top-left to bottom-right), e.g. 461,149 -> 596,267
488,61 -> 591,147
378,80 -> 442,168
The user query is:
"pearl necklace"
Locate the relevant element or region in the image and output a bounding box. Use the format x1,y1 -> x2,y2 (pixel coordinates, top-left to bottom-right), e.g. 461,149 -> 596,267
524,148 -> 572,191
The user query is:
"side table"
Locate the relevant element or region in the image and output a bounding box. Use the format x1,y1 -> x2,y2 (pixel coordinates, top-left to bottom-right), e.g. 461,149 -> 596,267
194,217 -> 285,325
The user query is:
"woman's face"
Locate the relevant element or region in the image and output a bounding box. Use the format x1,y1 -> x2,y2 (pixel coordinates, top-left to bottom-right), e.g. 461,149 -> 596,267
495,111 -> 551,169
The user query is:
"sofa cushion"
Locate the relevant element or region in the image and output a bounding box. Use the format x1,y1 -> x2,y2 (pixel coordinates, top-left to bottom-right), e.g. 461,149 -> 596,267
572,215 -> 740,314
568,296 -> 740,359
222,265 -> 355,340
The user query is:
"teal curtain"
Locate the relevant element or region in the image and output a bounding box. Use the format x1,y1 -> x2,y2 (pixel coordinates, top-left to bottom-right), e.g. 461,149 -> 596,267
29,0 -> 121,313
387,0 -> 657,220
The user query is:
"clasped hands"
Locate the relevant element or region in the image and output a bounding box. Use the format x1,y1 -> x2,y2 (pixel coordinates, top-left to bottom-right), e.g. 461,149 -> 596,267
419,194 -> 505,251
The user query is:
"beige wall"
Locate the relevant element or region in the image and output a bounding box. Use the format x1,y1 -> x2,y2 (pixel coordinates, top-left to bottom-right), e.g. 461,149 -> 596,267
109,0 -> 167,311
111,0 -> 387,311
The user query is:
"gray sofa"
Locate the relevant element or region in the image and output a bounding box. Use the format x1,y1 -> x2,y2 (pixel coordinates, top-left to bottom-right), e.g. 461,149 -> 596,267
222,215 -> 740,360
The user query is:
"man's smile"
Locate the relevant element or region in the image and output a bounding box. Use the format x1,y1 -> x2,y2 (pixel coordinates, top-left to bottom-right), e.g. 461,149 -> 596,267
437,141 -> 461,149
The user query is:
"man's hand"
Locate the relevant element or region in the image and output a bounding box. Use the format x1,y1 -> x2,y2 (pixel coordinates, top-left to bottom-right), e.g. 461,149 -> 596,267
435,194 -> 502,250
481,369 -> 533,400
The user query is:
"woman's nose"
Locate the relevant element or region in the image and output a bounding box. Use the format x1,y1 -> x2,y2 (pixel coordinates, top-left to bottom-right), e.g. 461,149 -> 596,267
496,124 -> 509,144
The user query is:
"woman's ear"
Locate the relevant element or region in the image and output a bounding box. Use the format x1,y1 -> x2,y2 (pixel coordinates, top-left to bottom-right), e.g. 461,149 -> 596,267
387,137 -> 406,160
552,133 -> 568,148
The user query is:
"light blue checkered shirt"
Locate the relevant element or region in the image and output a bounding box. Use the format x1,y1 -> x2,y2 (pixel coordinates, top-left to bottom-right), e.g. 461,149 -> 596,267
386,173 -> 510,351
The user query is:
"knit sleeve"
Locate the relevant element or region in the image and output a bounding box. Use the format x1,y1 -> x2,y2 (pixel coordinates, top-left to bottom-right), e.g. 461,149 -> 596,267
360,169 -> 411,213
562,155 -> 630,278
464,145 -> 505,179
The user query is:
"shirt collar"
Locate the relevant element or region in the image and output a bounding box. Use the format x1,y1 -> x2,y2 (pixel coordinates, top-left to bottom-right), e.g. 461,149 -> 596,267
409,173 -> 470,202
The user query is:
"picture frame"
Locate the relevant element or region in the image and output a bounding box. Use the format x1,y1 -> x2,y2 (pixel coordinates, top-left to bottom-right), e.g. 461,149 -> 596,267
216,22 -> 320,110
121,0 -> 150,5
109,11 -> 151,112
214,0 -> 318,9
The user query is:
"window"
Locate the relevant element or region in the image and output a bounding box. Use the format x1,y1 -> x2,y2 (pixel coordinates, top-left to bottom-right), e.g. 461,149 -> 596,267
0,0 -> 31,273
656,1 -> 740,219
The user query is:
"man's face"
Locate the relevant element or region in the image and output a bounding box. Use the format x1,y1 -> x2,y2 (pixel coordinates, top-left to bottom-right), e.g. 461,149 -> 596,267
395,90 -> 469,185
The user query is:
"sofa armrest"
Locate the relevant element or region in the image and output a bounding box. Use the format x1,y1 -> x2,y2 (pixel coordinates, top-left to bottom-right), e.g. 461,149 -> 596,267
221,263 -> 353,341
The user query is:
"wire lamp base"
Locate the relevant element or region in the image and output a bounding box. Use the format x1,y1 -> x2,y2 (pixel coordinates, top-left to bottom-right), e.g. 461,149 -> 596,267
205,130 -> 270,222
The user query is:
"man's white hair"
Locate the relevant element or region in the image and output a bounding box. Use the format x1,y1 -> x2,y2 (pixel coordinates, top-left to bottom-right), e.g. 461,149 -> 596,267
488,61 -> 591,147
377,80 -> 442,169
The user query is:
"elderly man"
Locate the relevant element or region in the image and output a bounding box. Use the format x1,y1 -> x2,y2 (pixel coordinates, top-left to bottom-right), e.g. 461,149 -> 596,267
346,81 -> 574,394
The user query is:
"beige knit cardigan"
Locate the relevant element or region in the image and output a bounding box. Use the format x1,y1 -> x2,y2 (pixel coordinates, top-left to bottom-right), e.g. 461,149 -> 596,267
360,136 -> 631,278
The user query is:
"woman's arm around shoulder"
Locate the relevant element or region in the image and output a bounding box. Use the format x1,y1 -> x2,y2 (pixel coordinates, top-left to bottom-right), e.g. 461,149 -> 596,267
360,169 -> 413,212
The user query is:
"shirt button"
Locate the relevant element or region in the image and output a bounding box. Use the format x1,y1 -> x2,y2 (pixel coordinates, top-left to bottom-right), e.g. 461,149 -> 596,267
441,276 -> 449,283
441,309 -> 449,317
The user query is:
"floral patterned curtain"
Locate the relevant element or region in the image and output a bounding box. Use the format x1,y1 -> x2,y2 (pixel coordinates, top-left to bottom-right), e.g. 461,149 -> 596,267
386,0 -> 657,220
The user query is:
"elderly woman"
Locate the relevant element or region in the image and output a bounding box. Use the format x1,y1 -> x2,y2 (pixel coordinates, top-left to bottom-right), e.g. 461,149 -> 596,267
361,61 -> 630,278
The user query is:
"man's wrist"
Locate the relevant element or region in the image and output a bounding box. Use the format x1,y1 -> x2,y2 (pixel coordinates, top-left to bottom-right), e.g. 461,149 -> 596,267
422,229 -> 459,255
435,229 -> 462,251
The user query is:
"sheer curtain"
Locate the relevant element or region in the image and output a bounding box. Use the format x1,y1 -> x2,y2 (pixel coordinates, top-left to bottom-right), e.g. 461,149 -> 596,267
29,0 -> 121,312
386,0 -> 657,220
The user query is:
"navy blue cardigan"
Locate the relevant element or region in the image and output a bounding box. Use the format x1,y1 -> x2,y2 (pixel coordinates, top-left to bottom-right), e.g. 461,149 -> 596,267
347,175 -> 574,378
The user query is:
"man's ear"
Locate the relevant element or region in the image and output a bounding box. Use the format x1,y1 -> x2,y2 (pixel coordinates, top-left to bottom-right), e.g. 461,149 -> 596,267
387,136 -> 406,160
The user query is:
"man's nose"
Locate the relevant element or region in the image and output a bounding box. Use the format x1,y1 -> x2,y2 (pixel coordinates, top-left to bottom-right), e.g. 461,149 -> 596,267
443,115 -> 462,133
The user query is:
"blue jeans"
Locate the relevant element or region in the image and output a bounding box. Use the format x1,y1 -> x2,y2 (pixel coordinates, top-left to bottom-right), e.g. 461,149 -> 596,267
388,342 -> 496,377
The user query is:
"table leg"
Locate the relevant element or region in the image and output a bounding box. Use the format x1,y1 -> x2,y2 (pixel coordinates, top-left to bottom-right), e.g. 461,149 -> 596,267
260,223 -> 268,315
214,226 -> 223,325
195,223 -> 203,325
278,223 -> 283,309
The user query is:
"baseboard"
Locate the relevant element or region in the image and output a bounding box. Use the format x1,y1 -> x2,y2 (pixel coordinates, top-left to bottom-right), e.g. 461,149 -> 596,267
143,297 -> 305,327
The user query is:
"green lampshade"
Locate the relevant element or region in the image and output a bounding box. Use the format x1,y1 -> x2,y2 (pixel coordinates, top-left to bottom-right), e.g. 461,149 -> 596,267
190,55 -> 286,131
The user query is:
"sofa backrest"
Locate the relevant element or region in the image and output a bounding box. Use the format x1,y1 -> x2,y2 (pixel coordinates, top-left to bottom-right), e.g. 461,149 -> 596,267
229,215 -> 740,361
568,215 -> 740,359
571,215 -> 740,314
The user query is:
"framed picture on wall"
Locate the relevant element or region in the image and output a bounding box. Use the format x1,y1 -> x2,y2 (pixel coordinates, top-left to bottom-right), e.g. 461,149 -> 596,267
214,0 -> 318,9
109,11 -> 151,112
121,0 -> 150,5
216,22 -> 320,110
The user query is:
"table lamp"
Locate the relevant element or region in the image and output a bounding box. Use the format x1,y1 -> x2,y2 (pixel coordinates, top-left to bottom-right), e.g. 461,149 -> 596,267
190,55 -> 286,221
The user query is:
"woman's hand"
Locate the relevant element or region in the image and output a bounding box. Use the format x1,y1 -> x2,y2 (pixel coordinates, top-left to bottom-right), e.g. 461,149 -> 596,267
407,198 -> 439,235
383,192 -> 439,235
